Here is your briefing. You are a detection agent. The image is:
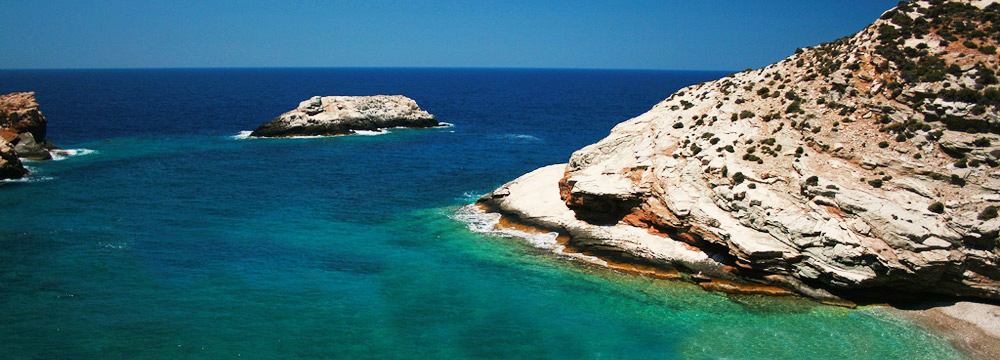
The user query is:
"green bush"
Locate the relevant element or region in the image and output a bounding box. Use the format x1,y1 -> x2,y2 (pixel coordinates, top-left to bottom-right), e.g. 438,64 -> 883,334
951,174 -> 967,187
879,141 -> 890,148
673,122 -> 684,129
964,40 -> 979,49
732,172 -> 746,185
786,101 -> 803,114
979,206 -> 998,220
981,45 -> 997,55
740,110 -> 755,119
928,202 -> 945,214
805,176 -> 819,186
868,179 -> 883,188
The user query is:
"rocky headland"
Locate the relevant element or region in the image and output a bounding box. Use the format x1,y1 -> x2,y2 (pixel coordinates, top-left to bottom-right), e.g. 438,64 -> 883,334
0,92 -> 59,180
478,0 -> 1000,306
250,95 -> 439,137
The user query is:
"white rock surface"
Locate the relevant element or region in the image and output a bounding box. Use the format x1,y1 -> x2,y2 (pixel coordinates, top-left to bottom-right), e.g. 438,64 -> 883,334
250,95 -> 438,137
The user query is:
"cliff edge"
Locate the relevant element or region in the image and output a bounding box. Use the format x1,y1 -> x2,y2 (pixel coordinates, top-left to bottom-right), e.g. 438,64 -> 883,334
479,0 -> 1000,303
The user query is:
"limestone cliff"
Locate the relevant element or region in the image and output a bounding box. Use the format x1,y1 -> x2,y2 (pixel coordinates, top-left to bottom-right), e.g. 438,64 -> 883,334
250,95 -> 439,137
480,0 -> 1000,303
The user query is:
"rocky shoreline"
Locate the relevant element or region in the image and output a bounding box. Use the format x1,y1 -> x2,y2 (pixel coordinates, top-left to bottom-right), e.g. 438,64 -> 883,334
475,164 -> 851,305
250,95 -> 439,138
0,91 -> 59,180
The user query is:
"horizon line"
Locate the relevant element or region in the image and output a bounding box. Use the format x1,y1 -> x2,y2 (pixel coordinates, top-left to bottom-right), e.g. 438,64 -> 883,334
0,65 -> 740,73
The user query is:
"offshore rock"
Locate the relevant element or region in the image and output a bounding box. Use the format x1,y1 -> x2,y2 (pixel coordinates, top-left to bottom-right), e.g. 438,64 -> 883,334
0,91 -> 48,142
480,0 -> 1000,302
250,95 -> 439,137
0,92 -> 59,179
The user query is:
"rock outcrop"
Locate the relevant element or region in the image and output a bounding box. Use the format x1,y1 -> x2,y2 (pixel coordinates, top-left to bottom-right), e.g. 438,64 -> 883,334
479,0 -> 1000,303
0,92 -> 59,180
250,95 -> 439,137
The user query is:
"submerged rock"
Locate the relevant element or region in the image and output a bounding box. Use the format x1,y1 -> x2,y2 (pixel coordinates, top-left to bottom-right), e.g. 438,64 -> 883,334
480,0 -> 1000,303
250,95 -> 439,137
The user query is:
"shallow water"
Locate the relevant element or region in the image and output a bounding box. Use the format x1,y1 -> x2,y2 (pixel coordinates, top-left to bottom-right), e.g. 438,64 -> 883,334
0,68 -> 967,359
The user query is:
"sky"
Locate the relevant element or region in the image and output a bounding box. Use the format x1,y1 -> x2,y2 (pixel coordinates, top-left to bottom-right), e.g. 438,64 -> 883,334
0,0 -> 902,71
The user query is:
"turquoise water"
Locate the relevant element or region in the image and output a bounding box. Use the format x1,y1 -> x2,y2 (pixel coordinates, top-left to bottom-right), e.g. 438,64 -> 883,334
0,69 -> 966,359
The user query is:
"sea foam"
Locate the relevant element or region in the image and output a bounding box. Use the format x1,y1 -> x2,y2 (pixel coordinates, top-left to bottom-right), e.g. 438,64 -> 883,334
1,175 -> 55,184
453,203 -> 607,266
353,129 -> 388,136
231,130 -> 254,140
489,133 -> 543,143
50,148 -> 97,161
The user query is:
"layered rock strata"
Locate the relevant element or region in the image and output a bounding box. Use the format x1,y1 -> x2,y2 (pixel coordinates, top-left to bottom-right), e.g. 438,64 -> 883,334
480,0 -> 1000,303
250,95 -> 439,137
0,92 -> 58,180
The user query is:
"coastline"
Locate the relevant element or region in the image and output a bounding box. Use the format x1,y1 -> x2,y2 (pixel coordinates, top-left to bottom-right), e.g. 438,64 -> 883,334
468,162 -> 1000,359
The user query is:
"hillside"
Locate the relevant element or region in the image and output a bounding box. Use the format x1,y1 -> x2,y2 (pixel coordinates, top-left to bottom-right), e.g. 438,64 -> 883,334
479,0 -> 1000,303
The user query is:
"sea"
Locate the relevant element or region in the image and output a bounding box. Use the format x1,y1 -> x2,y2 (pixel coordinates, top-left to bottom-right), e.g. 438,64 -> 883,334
0,68 -> 968,359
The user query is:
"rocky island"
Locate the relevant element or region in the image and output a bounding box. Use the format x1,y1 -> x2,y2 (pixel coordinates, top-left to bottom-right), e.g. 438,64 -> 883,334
250,95 -> 439,137
478,0 -> 1000,306
1,92 -> 59,180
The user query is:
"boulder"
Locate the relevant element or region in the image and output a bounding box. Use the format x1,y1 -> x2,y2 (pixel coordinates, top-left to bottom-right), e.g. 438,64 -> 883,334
0,140 -> 28,180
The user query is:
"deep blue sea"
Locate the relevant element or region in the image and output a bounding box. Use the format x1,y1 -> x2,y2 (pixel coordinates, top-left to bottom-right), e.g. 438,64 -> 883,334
0,68 -> 966,359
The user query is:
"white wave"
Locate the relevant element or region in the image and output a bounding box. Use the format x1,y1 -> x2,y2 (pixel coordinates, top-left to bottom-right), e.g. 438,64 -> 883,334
353,129 -> 388,136
489,134 -> 543,143
233,123 -> 450,140
50,148 -> 97,161
459,191 -> 485,203
436,122 -> 455,128
1,175 -> 55,184
453,204 -> 607,266
452,204 -> 559,250
231,130 -> 254,140
99,242 -> 129,250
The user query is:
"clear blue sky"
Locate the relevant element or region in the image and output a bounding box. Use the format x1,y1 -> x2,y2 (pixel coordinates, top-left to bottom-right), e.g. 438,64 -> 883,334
1,0 -> 900,71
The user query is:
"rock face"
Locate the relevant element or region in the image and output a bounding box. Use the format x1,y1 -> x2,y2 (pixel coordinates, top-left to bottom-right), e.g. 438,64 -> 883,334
0,92 -> 59,180
0,140 -> 28,180
481,0 -> 1000,303
250,95 -> 439,137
